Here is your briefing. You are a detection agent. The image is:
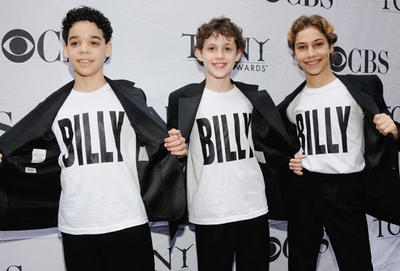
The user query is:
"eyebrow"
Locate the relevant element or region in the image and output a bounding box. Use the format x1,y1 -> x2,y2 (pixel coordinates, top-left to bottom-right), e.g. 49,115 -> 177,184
295,37 -> 325,46
68,35 -> 102,41
205,41 -> 234,47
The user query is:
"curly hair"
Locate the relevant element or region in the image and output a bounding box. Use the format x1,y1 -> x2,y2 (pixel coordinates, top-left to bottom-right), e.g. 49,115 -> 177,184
287,15 -> 337,52
61,6 -> 113,44
195,17 -> 246,66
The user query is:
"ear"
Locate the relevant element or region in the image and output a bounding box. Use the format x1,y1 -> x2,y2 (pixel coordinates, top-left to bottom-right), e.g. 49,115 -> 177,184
195,48 -> 203,62
63,43 -> 69,59
105,42 -> 112,58
292,52 -> 297,60
329,44 -> 334,54
235,49 -> 242,62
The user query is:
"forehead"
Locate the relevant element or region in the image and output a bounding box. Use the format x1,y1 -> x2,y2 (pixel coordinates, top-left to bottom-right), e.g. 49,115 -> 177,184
295,26 -> 326,44
204,33 -> 235,44
68,21 -> 104,39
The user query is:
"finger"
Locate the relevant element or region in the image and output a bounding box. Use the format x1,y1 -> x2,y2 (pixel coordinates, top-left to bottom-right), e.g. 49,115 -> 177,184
294,153 -> 306,159
170,145 -> 187,157
374,113 -> 391,126
168,128 -> 181,137
373,113 -> 385,124
167,141 -> 186,151
293,170 -> 303,176
165,140 -> 183,149
165,133 -> 183,144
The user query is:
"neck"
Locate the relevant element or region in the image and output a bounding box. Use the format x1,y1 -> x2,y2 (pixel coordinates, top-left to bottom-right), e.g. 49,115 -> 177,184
73,74 -> 107,92
305,70 -> 336,89
205,76 -> 234,92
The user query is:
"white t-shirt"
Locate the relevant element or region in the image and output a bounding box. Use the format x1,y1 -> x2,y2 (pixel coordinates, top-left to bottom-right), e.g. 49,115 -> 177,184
286,78 -> 365,174
187,86 -> 268,225
52,83 -> 147,235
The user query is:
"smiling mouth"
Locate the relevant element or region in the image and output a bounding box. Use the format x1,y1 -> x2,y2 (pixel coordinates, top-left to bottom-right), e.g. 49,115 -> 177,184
305,60 -> 320,66
213,63 -> 227,68
78,59 -> 92,64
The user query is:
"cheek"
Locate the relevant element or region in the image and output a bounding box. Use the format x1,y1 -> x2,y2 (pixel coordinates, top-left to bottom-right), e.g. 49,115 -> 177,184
293,52 -> 302,60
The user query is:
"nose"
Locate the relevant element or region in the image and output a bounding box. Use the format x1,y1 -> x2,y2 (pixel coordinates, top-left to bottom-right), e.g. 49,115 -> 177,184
307,47 -> 316,57
79,44 -> 90,54
216,49 -> 224,59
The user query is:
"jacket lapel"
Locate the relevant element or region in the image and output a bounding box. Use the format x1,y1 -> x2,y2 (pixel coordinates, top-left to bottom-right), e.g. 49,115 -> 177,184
0,81 -> 73,156
277,81 -> 306,112
236,82 -> 292,145
178,81 -> 205,140
106,78 -> 186,221
337,75 -> 379,115
107,78 -> 168,143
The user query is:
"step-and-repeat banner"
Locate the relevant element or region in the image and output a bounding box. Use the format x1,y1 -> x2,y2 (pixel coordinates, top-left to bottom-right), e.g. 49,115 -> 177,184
1,0 -> 399,270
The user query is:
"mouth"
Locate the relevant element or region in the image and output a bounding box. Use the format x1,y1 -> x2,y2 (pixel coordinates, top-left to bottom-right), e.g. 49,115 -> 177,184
305,59 -> 321,66
77,59 -> 93,64
213,62 -> 227,69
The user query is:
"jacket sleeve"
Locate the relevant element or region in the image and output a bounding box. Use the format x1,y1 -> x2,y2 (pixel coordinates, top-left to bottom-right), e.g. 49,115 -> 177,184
166,90 -> 180,131
368,75 -> 400,149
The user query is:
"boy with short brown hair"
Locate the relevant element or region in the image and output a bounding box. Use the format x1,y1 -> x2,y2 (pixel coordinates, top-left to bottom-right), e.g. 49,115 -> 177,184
167,16 -> 298,271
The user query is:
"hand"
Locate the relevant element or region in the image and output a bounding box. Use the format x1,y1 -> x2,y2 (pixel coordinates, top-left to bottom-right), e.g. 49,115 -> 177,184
0,153 -> 2,163
373,113 -> 398,140
289,153 -> 306,176
164,128 -> 187,158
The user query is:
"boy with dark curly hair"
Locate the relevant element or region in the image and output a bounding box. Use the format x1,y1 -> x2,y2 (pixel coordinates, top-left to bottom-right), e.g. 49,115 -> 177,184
0,6 -> 186,271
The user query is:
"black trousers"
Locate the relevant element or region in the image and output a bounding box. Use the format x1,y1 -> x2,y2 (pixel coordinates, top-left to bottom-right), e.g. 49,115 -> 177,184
195,214 -> 270,271
61,223 -> 154,271
287,170 -> 373,271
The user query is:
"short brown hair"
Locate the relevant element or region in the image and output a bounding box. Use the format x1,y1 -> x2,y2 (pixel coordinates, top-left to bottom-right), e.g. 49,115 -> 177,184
287,15 -> 337,52
195,17 -> 246,66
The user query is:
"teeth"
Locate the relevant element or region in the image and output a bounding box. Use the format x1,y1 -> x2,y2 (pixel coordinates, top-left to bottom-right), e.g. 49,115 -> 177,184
214,63 -> 225,68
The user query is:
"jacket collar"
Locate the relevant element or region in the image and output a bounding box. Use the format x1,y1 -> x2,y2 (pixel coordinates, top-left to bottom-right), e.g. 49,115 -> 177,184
279,74 -> 379,116
178,79 -> 289,143
336,74 -> 379,115
178,79 -> 257,139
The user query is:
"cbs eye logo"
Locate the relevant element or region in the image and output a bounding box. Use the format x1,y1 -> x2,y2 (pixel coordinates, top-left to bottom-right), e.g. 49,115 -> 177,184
2,30 -> 34,63
2,29 -> 62,63
331,46 -> 389,74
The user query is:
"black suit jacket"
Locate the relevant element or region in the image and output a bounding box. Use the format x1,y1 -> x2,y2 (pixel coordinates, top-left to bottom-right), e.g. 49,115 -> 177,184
167,80 -> 297,220
0,77 -> 186,230
278,74 -> 400,225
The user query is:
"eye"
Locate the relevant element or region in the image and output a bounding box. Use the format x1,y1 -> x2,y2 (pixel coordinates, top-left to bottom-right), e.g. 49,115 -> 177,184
2,29 -> 35,63
296,45 -> 306,51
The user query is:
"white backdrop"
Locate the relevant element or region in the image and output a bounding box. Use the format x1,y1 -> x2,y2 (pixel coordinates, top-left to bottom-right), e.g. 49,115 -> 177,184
1,0 -> 400,270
